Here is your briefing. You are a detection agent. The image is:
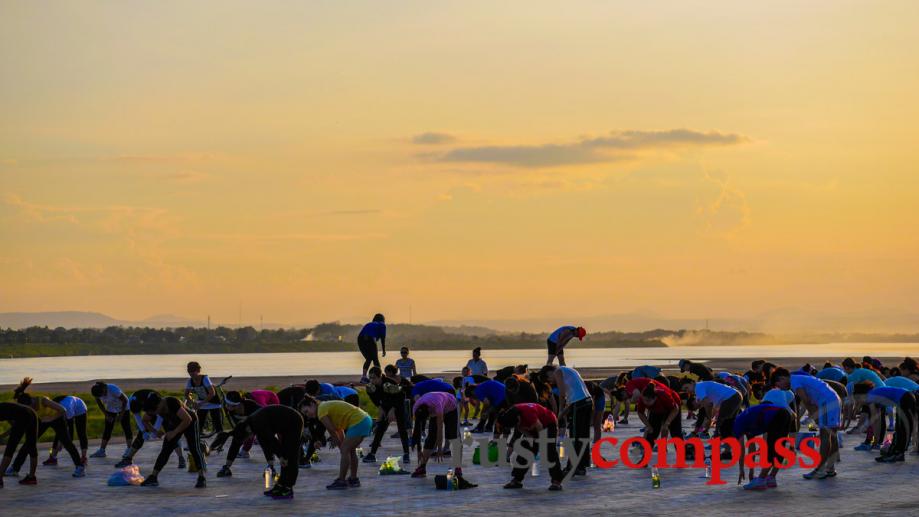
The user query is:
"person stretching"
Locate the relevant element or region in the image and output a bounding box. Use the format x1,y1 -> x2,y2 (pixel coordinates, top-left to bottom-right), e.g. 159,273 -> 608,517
116,389 -> 185,469
140,393 -> 207,488
551,365 -> 593,476
409,391 -> 460,479
89,381 -> 132,458
498,403 -> 564,491
9,379 -> 84,478
363,366 -> 411,465
47,395 -> 89,467
546,326 -> 586,366
0,402 -> 39,488
733,403 -> 794,490
214,405 -> 305,499
783,371 -> 842,479
299,397 -> 372,490
853,384 -> 918,463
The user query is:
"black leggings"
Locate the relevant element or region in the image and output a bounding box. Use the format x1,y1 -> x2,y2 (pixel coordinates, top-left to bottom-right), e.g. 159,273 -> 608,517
196,408 -> 224,434
512,424 -> 564,483
358,335 -> 380,371
890,393 -> 917,455
370,402 -> 410,455
420,409 -> 459,451
567,398 -> 593,471
647,410 -> 684,441
303,419 -> 326,465
154,419 -> 204,473
256,425 -> 303,487
102,410 -> 133,443
716,394 -> 742,439
763,408 -> 792,464
15,417 -> 81,469
3,414 -> 38,461
53,414 -> 88,451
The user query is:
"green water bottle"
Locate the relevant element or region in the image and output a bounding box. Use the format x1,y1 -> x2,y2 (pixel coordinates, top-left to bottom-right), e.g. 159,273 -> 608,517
652,467 -> 661,488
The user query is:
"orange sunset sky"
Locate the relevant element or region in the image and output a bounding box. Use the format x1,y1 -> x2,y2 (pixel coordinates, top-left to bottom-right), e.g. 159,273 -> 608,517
1,1 -> 917,326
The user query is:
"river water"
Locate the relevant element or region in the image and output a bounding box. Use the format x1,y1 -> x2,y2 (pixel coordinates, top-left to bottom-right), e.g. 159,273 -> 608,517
3,342 -> 919,384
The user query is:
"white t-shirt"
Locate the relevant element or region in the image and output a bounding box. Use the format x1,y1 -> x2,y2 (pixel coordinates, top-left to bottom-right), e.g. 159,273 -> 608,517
99,384 -> 125,412
186,375 -> 221,410
58,396 -> 88,419
695,381 -> 740,405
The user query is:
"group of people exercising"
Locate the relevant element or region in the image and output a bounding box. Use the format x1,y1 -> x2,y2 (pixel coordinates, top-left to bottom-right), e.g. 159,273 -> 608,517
3,312 -> 918,498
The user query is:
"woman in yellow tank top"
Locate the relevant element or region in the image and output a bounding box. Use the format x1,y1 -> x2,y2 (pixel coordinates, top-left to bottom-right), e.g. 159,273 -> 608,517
9,378 -> 85,478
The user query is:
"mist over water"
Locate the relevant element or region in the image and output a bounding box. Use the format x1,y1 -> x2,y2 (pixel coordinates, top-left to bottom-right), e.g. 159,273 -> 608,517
3,343 -> 919,384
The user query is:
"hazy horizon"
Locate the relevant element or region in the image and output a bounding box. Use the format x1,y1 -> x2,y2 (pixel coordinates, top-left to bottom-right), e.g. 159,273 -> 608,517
2,2 -> 918,327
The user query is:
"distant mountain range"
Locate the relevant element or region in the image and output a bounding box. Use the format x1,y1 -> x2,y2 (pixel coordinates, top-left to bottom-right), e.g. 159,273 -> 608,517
2,308 -> 918,334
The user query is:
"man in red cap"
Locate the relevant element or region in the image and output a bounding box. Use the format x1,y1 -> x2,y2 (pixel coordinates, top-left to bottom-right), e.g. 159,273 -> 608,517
546,325 -> 586,366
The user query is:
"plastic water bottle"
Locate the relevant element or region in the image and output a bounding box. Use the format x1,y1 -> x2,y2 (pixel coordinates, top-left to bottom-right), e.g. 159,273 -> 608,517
263,465 -> 273,489
531,454 -> 540,477
356,447 -> 364,458
704,458 -> 712,479
651,467 -> 661,488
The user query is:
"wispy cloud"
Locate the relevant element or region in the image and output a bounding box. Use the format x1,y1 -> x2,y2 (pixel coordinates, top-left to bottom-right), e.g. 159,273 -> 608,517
432,129 -> 750,168
412,132 -> 456,145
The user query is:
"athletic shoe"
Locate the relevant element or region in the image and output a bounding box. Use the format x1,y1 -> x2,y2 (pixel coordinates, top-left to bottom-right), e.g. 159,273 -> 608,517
141,474 -> 159,487
618,418 -> 629,425
503,480 -> 523,489
347,477 -> 361,487
195,476 -> 207,488
270,485 -> 294,500
548,483 -> 563,491
402,453 -> 411,465
90,448 -> 106,458
573,468 -> 587,477
765,475 -> 777,488
461,420 -> 472,426
42,456 -> 58,466
871,443 -> 882,450
115,458 -> 133,468
19,475 -> 37,485
362,452 -> 377,463
390,432 -> 400,439
802,469 -> 823,480
326,478 -> 349,490
877,453 -> 905,463
410,466 -> 426,478
73,466 -> 85,478
237,450 -> 250,459
854,443 -> 873,451
743,477 -> 768,490
5,468 -> 18,476
824,470 -> 837,477
177,456 -> 186,469
217,466 -> 232,477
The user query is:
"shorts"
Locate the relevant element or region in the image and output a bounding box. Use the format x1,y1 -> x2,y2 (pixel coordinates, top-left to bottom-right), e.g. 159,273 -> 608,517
547,340 -> 561,356
816,390 -> 842,429
345,415 -> 373,438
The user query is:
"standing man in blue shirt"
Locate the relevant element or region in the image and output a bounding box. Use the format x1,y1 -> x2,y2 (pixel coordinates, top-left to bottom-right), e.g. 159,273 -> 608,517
546,325 -> 586,366
358,314 -> 386,383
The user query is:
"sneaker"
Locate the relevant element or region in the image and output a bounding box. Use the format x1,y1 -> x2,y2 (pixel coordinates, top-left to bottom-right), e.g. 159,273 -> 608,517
854,443 -> 873,451
326,478 -> 349,490
743,477 -> 768,490
402,453 -> 411,465
115,458 -> 133,468
410,466 -> 426,478
824,469 -> 837,477
765,475 -> 777,488
347,477 -> 361,487
72,466 -> 85,478
217,466 -> 232,477
42,456 -> 58,466
618,418 -> 629,425
390,432 -> 400,439
548,483 -> 563,491
141,474 -> 159,487
877,453 -> 905,463
19,475 -> 37,485
177,456 -> 187,469
269,485 -> 294,500
574,468 -> 587,477
802,469 -> 823,480
503,480 -> 523,489
462,420 -> 472,426
195,476 -> 207,489
237,450 -> 250,459
90,448 -> 106,458
5,468 -> 18,476
362,452 -> 377,463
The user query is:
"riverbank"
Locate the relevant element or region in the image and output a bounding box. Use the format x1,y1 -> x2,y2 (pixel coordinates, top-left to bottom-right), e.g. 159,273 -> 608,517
3,355 -> 906,393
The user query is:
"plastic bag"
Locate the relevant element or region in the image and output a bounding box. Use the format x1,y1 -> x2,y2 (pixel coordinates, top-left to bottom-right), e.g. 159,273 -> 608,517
379,456 -> 409,475
108,465 -> 145,486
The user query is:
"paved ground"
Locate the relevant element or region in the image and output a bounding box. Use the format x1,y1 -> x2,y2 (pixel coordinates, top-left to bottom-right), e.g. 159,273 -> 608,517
2,420 -> 918,517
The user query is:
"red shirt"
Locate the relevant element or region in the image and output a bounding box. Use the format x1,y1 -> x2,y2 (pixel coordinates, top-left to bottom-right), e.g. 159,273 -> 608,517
639,386 -> 681,414
515,403 -> 557,429
624,378 -> 668,398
